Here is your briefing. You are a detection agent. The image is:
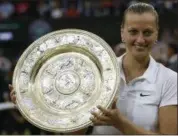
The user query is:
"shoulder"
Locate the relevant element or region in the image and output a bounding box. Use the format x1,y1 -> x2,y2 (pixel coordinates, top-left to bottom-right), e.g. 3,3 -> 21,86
156,63 -> 177,107
157,63 -> 177,84
157,62 -> 177,95
152,60 -> 177,94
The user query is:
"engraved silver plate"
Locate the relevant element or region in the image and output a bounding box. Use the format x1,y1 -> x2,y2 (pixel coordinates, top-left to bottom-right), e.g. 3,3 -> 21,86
12,29 -> 120,133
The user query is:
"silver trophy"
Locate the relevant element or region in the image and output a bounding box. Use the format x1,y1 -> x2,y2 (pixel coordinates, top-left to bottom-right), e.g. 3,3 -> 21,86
12,29 -> 120,133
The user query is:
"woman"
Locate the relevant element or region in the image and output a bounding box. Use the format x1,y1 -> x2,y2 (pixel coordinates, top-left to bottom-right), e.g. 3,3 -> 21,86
90,2 -> 177,135
9,2 -> 177,135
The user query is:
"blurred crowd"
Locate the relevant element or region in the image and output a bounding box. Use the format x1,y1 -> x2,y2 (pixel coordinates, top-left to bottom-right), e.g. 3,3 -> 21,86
0,0 -> 178,135
0,0 -> 178,20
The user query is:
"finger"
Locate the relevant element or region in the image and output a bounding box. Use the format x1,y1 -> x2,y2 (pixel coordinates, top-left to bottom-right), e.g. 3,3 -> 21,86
9,84 -> 13,91
10,90 -> 16,104
90,117 -> 107,126
91,112 -> 110,122
10,91 -> 13,98
10,90 -> 16,97
12,96 -> 16,104
112,97 -> 117,109
97,106 -> 111,116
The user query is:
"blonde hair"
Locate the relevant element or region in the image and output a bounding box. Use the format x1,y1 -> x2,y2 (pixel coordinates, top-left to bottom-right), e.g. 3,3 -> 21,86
121,2 -> 159,29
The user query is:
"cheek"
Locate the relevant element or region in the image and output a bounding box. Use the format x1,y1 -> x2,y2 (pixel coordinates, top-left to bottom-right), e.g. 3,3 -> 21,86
127,36 -> 156,46
124,34 -> 139,44
146,38 -> 156,47
147,34 -> 158,45
125,36 -> 136,46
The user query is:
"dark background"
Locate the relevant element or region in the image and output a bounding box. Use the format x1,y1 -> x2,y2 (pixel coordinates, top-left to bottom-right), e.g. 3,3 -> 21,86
0,0 -> 177,135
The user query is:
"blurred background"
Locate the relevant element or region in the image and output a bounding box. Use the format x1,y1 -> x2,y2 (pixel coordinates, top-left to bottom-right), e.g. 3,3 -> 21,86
0,0 -> 177,135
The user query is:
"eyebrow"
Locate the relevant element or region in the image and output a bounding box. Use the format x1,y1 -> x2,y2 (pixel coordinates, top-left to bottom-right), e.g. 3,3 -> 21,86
127,27 -> 154,31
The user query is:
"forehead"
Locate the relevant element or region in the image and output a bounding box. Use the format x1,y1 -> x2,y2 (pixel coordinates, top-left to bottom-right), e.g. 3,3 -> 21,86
124,12 -> 157,29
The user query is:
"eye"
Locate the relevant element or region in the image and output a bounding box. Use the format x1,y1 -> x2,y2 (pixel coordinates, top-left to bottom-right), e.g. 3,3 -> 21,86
128,30 -> 138,35
143,30 -> 153,37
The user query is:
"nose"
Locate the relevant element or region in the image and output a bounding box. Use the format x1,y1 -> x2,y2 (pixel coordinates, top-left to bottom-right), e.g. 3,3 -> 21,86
136,33 -> 145,44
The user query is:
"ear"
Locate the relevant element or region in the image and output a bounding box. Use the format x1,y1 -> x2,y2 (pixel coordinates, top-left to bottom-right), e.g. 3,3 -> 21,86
155,31 -> 158,43
120,27 -> 124,43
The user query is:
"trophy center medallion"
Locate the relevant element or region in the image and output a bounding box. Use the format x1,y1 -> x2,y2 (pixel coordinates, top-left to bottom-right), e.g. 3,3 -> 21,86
55,71 -> 80,95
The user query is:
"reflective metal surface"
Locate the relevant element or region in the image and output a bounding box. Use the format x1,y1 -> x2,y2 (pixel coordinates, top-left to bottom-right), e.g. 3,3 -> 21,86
12,29 -> 120,133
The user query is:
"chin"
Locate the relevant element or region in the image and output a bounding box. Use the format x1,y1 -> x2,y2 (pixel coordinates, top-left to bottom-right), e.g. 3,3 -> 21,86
132,51 -> 149,60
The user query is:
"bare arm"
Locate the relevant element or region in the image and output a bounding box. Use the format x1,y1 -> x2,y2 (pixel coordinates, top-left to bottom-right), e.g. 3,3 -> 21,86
158,105 -> 177,134
118,105 -> 177,135
91,105 -> 177,135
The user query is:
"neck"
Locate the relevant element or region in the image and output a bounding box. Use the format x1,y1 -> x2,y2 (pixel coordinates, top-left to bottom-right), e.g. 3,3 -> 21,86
123,53 -> 150,72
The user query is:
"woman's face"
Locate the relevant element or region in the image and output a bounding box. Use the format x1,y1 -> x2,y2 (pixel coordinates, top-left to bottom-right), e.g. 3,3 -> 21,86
121,12 -> 158,59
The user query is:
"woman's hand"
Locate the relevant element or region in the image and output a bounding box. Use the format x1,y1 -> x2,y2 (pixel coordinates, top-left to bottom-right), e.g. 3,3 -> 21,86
90,97 -> 122,127
90,105 -> 124,129
9,84 -> 16,104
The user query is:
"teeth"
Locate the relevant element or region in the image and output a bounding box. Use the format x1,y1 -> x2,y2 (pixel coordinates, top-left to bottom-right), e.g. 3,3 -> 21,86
135,45 -> 145,50
136,45 -> 144,48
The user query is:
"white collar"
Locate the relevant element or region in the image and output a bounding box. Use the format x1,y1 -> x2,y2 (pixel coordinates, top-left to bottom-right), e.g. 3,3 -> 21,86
117,54 -> 158,84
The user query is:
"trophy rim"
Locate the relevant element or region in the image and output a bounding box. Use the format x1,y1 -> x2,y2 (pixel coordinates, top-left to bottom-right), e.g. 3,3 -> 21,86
12,28 -> 120,133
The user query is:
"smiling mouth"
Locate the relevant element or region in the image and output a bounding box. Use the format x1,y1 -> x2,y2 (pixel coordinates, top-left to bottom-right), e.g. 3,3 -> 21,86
135,45 -> 147,51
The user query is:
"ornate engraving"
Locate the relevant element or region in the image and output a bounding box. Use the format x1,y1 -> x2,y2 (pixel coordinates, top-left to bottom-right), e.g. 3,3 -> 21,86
55,71 -> 80,95
13,29 -> 119,133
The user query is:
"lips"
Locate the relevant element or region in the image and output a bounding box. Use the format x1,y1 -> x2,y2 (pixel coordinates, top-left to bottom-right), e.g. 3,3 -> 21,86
135,45 -> 147,51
